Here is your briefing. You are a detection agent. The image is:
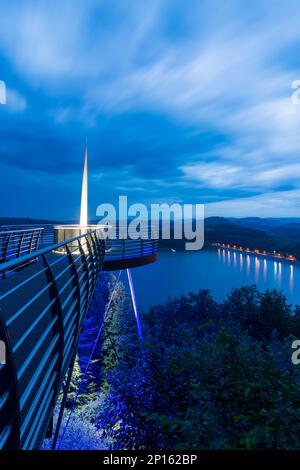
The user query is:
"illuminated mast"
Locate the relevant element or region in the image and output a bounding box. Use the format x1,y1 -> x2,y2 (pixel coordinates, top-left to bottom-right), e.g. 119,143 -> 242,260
80,143 -> 88,227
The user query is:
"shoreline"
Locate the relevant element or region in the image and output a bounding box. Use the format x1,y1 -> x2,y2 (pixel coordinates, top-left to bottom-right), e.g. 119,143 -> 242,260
159,245 -> 299,266
211,244 -> 299,266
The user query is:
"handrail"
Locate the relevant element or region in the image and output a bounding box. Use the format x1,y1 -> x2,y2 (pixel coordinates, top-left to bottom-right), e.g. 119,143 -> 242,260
0,224 -> 159,449
1,225 -> 55,247
0,229 -> 101,273
103,228 -> 159,270
0,228 -> 105,449
0,228 -> 44,276
0,228 -> 44,235
0,224 -> 160,271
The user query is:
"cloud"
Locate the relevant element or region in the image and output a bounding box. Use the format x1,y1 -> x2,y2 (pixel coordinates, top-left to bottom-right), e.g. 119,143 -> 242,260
1,0 -> 300,217
180,158 -> 300,192
205,189 -> 300,218
5,88 -> 27,113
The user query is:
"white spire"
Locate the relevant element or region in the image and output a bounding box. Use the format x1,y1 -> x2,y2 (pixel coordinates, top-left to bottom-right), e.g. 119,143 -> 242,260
80,144 -> 88,227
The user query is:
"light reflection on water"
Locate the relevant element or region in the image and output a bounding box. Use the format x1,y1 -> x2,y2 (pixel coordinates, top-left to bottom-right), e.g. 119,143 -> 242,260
206,250 -> 293,296
278,262 -> 282,287
218,250 -> 290,290
233,251 -> 237,269
263,259 -> 267,281
246,255 -> 251,276
240,253 -> 244,271
132,249 -> 300,311
290,265 -> 294,294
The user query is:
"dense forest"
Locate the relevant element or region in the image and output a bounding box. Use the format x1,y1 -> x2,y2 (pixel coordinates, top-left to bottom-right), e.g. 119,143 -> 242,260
44,274 -> 300,450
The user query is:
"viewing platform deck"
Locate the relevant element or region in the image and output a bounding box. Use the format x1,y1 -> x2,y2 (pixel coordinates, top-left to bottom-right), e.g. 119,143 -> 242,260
0,224 -> 159,450
0,224 -> 160,273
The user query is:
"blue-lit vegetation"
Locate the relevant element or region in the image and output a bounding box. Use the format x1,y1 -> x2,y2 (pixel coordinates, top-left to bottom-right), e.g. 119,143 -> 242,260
46,279 -> 300,450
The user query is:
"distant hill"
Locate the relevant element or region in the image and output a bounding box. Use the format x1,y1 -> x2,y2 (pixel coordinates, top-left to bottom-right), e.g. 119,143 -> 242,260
205,216 -> 235,227
228,217 -> 300,246
161,216 -> 300,257
1,215 -> 299,258
269,223 -> 300,243
228,217 -> 300,231
0,217 -> 65,226
205,219 -> 298,254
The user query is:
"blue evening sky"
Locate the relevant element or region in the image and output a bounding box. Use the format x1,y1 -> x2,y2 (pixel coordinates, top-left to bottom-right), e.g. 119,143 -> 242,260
0,0 -> 300,220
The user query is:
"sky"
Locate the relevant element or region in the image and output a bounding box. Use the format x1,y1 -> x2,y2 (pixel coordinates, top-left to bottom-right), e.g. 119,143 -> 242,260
1,0 -> 300,220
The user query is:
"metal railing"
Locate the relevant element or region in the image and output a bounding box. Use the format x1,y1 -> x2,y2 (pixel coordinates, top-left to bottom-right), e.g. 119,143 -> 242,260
0,228 -> 43,273
0,225 -> 54,247
0,228 -> 105,450
103,225 -> 159,270
0,224 -> 160,271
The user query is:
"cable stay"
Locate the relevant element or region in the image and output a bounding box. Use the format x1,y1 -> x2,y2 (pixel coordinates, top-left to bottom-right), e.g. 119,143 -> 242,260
54,270 -> 122,450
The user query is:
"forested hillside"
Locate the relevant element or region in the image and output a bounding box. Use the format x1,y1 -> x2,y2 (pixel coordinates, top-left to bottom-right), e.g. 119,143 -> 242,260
44,275 -> 300,450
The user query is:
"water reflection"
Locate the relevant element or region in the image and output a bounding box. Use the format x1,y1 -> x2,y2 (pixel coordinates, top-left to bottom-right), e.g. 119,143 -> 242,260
278,262 -> 282,286
246,255 -> 250,276
255,257 -> 260,283
240,253 -> 243,272
274,261 -> 277,281
233,251 -> 237,269
263,259 -> 267,281
135,249 -> 300,312
216,249 -> 296,298
290,265 -> 294,293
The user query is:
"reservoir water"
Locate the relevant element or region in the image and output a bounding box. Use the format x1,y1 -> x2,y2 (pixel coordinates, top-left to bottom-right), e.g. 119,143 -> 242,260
130,248 -> 300,312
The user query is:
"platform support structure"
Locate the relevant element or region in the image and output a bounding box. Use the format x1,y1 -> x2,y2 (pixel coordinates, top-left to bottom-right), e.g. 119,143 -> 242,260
126,269 -> 144,342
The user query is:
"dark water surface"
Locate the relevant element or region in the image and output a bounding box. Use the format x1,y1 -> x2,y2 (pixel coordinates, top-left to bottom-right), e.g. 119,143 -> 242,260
129,248 -> 300,311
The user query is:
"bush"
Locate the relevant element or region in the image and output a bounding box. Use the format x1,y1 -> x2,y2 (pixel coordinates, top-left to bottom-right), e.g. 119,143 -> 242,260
97,287 -> 300,449
47,285 -> 300,450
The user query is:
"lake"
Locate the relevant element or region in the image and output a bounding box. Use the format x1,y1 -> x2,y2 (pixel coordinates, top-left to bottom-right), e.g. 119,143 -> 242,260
129,248 -> 300,311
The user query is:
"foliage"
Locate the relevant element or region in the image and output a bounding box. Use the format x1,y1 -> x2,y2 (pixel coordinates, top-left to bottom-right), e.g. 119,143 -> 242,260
43,407 -> 108,450
50,283 -> 300,450
98,287 -> 300,450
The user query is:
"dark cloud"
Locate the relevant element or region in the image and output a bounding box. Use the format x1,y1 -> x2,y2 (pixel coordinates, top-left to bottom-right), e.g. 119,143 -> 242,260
0,0 -> 300,218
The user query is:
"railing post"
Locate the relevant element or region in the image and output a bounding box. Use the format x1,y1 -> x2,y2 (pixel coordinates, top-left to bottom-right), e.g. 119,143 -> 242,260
28,229 -> 42,255
1,233 -> 12,279
0,307 -> 21,449
78,237 -> 91,312
17,232 -> 25,259
51,352 -> 76,450
42,254 -> 65,414
89,232 -> 100,272
28,230 -> 35,255
34,229 -> 43,259
95,231 -> 105,272
66,243 -> 81,330
85,234 -> 96,294
0,234 -> 6,261
3,232 -> 12,262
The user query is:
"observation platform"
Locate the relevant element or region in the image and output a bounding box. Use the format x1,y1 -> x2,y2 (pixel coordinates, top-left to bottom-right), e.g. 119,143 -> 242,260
0,224 -> 159,450
103,232 -> 159,270
0,224 -> 160,272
